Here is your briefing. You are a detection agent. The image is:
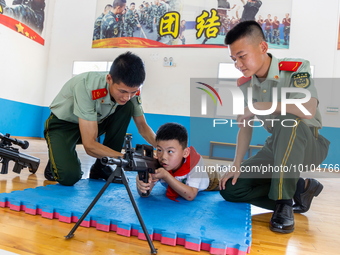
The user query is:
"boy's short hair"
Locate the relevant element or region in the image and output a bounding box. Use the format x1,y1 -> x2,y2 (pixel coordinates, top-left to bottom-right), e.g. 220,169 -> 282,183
156,123 -> 188,149
224,20 -> 265,45
109,51 -> 145,87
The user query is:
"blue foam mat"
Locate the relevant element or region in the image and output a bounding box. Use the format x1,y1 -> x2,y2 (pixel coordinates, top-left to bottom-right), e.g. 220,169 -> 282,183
0,172 -> 251,255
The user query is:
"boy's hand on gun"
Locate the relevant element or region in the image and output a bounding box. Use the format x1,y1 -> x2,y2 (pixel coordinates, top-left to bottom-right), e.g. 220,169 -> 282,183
136,169 -> 160,194
136,167 -> 172,194
152,167 -> 171,180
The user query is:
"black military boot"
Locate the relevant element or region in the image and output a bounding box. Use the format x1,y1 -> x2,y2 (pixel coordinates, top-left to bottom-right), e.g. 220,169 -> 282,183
269,200 -> 294,234
44,160 -> 56,181
293,178 -> 323,213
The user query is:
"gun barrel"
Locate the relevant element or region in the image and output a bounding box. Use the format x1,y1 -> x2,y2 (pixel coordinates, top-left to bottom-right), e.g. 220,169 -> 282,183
101,157 -> 129,167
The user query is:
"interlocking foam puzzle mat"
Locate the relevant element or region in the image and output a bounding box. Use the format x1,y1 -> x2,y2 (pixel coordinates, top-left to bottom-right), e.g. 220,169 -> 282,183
0,172 -> 251,255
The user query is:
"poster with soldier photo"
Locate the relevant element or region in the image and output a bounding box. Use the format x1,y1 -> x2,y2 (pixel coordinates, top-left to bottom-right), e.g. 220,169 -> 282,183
92,0 -> 292,48
0,0 -> 45,45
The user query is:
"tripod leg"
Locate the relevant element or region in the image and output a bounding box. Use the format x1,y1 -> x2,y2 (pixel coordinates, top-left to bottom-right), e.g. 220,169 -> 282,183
121,170 -> 158,254
65,169 -> 117,239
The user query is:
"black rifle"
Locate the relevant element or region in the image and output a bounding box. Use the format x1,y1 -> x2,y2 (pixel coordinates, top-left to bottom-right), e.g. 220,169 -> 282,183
65,135 -> 158,254
104,134 -> 159,197
0,133 -> 40,174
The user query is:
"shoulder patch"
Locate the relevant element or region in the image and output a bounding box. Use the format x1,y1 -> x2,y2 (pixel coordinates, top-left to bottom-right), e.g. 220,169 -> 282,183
237,76 -> 251,86
292,72 -> 310,88
92,88 -> 108,100
279,61 -> 302,72
136,95 -> 142,105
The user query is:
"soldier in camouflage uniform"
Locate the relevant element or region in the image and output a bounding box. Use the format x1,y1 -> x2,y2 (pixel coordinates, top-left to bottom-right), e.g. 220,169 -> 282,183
153,0 -> 166,41
145,2 -> 154,32
124,3 -> 140,37
100,0 -> 126,39
93,4 -> 112,40
272,16 -> 280,45
118,9 -> 126,37
138,4 -> 146,25
0,0 -> 45,34
282,13 -> 291,46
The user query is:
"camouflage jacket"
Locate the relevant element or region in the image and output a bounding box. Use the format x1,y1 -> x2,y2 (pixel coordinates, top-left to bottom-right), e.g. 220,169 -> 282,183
145,6 -> 154,18
93,13 -> 104,40
124,9 -> 137,27
101,11 -> 121,38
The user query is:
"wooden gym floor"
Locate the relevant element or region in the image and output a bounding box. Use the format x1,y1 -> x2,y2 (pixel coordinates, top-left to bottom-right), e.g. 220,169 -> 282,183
0,139 -> 339,255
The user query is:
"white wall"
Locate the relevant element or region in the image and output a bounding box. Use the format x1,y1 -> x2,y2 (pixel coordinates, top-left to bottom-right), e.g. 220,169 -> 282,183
1,0 -> 340,126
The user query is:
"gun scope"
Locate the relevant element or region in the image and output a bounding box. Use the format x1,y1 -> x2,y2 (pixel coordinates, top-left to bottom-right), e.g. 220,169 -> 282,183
0,133 -> 29,149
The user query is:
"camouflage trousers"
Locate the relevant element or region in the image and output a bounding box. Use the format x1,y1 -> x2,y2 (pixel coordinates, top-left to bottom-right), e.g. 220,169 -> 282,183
124,24 -> 134,37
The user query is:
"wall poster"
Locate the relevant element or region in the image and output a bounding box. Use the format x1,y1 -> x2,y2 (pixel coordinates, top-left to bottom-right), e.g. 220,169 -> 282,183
92,0 -> 292,49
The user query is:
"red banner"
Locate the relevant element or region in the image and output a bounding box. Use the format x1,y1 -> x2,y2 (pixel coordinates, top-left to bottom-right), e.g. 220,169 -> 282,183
92,37 -> 226,48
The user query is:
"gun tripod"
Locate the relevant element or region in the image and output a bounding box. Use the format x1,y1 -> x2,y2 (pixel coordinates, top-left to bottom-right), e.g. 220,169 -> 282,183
65,158 -> 157,254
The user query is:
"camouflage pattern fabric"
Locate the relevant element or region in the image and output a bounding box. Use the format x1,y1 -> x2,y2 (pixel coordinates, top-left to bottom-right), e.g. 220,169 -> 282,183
124,9 -> 137,37
92,13 -> 104,40
1,0 -> 45,34
100,11 -> 121,39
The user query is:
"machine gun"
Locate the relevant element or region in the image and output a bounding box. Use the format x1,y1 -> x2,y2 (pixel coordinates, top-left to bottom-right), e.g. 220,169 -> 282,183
66,135 -> 158,254
0,133 -> 40,174
102,134 -> 159,197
